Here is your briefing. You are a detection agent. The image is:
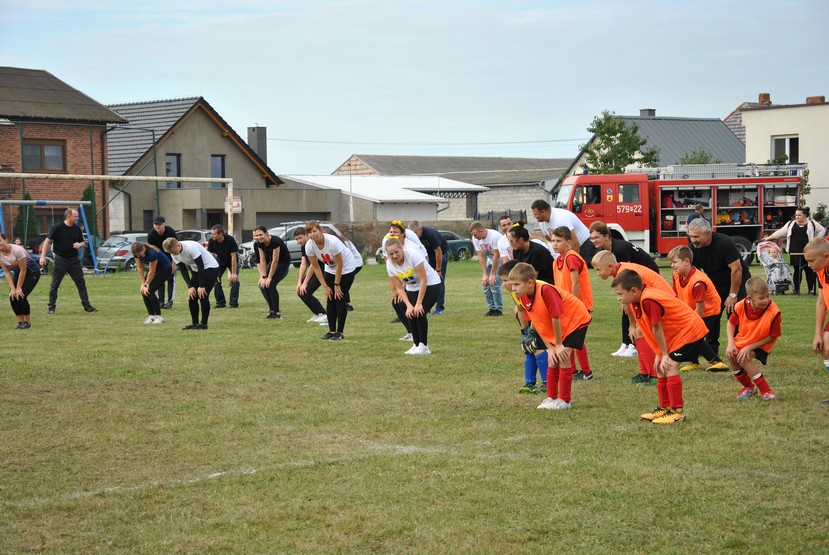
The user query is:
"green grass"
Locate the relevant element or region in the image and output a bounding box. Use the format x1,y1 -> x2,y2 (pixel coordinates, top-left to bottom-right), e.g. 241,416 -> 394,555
2,261 -> 828,553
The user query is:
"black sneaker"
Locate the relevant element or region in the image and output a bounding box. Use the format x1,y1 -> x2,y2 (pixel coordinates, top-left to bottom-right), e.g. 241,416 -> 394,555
266,312 -> 282,319
199,324 -> 208,330
485,310 -> 494,316
630,373 -> 650,384
321,332 -> 336,340
183,324 -> 201,330
389,317 -> 401,324
229,305 -> 239,308
161,302 -> 173,309
573,371 -> 594,381
15,322 -> 24,329
84,306 -> 98,313
18,322 -> 31,330
346,303 -> 354,312
490,310 -> 503,317
214,304 -> 226,309
47,306 -> 55,314
329,332 -> 344,341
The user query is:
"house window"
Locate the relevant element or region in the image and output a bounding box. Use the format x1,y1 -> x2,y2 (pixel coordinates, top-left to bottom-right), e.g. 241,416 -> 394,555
772,135 -> 799,164
166,154 -> 181,188
211,155 -> 226,188
22,140 -> 66,172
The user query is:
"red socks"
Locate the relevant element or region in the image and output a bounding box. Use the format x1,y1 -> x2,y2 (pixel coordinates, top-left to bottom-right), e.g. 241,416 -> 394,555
666,374 -> 684,410
546,365 -> 574,403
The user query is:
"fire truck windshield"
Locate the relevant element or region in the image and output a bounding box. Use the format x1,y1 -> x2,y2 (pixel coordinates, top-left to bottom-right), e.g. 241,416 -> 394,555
553,185 -> 572,209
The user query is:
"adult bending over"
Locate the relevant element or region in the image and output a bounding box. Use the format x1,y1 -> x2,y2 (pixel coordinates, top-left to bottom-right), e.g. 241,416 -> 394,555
253,225 -> 291,319
385,237 -> 442,355
162,237 -> 220,330
0,232 -> 41,329
131,242 -> 172,324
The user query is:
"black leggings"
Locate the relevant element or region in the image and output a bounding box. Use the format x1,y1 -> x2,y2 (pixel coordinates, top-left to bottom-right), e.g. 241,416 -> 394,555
259,262 -> 291,313
299,272 -> 326,315
405,284 -> 441,346
142,267 -> 171,316
322,270 -> 356,333
392,299 -> 412,334
10,270 -> 40,316
790,254 -> 816,294
187,268 -> 219,325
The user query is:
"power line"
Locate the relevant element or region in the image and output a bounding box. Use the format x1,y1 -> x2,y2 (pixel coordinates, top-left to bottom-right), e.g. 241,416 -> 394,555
267,137 -> 588,146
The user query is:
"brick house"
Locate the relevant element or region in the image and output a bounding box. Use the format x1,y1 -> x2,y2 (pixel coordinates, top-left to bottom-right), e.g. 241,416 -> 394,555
0,66 -> 127,239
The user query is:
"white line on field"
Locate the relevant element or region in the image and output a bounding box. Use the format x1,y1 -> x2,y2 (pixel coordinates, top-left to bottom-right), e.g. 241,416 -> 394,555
5,437 -> 562,509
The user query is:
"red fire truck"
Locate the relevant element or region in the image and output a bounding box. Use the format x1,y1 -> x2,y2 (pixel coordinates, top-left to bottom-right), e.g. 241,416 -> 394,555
553,164 -> 805,260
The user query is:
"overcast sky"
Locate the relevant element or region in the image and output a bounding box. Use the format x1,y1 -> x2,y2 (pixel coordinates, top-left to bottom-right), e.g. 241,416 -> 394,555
2,0 -> 828,174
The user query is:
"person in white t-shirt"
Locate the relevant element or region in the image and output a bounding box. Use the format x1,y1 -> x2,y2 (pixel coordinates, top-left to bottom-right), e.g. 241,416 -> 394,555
385,237 -> 442,355
531,199 -> 593,262
305,220 -> 358,341
470,221 -> 504,316
328,228 -> 363,313
383,220 -> 431,338
498,214 -> 515,265
162,237 -> 220,330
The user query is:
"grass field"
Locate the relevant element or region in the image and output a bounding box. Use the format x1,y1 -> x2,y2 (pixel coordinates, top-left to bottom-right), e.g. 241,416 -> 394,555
2,260 -> 828,553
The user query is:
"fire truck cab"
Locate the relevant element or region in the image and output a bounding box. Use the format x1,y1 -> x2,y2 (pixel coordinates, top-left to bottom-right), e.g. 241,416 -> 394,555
554,164 -> 805,260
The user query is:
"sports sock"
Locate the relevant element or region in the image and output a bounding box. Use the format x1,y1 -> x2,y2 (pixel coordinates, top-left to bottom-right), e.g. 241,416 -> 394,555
657,377 -> 669,408
752,373 -> 772,395
524,353 -> 537,385
559,366 -> 573,403
666,374 -> 684,410
546,366 -> 560,399
575,346 -> 590,374
734,369 -> 754,388
636,338 -> 657,377
535,351 -> 549,384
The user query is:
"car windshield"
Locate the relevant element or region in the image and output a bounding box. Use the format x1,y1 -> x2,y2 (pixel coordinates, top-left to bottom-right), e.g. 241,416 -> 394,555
268,226 -> 288,239
553,184 -> 573,209
101,235 -> 130,247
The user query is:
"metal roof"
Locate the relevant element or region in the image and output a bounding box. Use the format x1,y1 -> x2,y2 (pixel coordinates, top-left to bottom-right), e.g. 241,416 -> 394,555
283,175 -> 483,203
617,115 -> 745,165
0,66 -> 127,124
106,98 -> 200,175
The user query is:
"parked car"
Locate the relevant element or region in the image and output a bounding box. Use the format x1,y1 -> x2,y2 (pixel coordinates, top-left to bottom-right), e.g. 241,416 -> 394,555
375,229 -> 473,263
239,221 -> 342,268
176,229 -> 211,248
95,232 -> 147,272
25,233 -> 51,258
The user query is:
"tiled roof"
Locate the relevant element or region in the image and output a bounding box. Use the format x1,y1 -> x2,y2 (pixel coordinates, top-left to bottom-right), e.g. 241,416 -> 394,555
617,115 -> 745,165
106,98 -> 199,175
0,66 -> 127,124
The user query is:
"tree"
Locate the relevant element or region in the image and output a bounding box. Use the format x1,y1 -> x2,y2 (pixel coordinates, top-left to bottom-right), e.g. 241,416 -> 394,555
579,110 -> 660,174
12,193 -> 37,242
678,148 -> 722,165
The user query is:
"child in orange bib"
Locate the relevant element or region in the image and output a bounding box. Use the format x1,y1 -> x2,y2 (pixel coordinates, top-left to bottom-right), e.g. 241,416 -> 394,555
509,262 -> 591,411
612,269 -> 711,425
726,277 -> 781,401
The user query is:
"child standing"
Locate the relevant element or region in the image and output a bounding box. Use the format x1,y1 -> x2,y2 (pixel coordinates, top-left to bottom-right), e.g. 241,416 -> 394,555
611,269 -> 712,424
498,260 -> 548,394
592,250 -> 673,385
803,238 -> 829,405
668,245 -> 729,372
551,226 -> 594,381
726,277 -> 781,401
508,262 -> 591,410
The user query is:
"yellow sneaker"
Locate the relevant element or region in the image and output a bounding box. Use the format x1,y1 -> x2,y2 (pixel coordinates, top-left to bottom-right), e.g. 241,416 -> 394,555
640,407 -> 670,421
680,362 -> 702,371
706,361 -> 729,372
652,409 -> 686,424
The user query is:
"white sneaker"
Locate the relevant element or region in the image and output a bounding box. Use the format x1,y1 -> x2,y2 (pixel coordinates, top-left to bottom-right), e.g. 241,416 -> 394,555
405,343 -> 421,354
143,315 -> 154,324
619,344 -> 638,357
414,344 -> 431,355
537,397 -> 557,409
306,314 -> 318,323
312,313 -> 328,323
151,316 -> 164,324
610,343 -> 627,356
551,399 -> 572,410
399,332 -> 413,342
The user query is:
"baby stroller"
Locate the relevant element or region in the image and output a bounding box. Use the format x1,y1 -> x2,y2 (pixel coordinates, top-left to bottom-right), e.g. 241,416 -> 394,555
756,241 -> 793,295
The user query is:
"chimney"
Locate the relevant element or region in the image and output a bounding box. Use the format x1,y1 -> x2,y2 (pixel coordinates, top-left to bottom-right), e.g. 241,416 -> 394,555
247,126 -> 267,163
806,96 -> 826,105
758,92 -> 771,104
640,108 -> 656,117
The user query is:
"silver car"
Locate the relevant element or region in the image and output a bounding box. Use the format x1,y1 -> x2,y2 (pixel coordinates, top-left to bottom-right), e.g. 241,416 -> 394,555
96,232 -> 147,272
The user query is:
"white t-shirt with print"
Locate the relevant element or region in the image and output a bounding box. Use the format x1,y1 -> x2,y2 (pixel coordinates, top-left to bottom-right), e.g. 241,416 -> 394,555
386,248 -> 442,292
537,208 -> 590,246
471,229 -> 503,262
305,234 -> 357,274
497,233 -> 513,260
173,240 -> 220,272
380,229 -> 428,259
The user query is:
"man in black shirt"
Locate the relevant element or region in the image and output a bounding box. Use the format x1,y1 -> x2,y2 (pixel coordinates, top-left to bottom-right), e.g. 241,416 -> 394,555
508,224 -> 555,283
207,224 -> 240,308
147,216 -> 177,309
409,221 -> 449,314
40,208 -> 97,314
688,218 -> 750,352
